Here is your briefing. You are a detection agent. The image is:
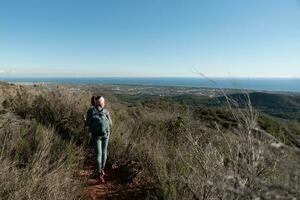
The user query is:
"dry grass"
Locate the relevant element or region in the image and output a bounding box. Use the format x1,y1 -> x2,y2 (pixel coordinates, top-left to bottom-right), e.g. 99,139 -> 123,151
0,118 -> 84,200
108,90 -> 300,199
3,85 -> 91,143
2,83 -> 300,200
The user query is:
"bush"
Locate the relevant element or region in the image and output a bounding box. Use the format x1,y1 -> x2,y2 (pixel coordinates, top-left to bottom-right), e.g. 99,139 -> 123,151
3,86 -> 91,143
0,117 -> 83,200
109,93 -> 300,199
3,84 -> 300,199
2,89 -> 33,118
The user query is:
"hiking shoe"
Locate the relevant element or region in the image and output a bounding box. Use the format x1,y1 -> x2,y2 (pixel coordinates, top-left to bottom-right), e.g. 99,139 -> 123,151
101,170 -> 106,177
98,174 -> 105,184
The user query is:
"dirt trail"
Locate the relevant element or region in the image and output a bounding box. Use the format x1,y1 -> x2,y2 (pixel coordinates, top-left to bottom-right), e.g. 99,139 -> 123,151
79,151 -> 157,200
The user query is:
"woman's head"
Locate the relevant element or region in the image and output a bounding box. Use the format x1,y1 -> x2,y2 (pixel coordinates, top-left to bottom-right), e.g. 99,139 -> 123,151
95,96 -> 105,108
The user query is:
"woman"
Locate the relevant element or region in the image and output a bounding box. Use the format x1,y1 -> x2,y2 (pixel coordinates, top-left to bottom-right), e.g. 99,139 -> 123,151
86,96 -> 112,184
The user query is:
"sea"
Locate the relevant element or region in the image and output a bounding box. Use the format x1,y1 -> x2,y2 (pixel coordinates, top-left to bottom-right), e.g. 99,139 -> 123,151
1,77 -> 300,93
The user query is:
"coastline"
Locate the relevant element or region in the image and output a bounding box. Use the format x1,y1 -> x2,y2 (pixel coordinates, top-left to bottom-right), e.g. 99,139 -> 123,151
0,77 -> 300,94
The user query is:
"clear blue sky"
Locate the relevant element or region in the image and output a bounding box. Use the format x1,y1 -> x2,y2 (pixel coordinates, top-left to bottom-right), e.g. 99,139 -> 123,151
0,0 -> 300,77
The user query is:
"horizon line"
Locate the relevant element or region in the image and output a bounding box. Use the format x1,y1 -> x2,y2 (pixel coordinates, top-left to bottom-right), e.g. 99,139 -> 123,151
1,76 -> 300,79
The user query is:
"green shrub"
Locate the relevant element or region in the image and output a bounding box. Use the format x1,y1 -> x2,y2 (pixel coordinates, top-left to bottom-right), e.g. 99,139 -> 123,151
3,87 -> 91,143
2,89 -> 33,118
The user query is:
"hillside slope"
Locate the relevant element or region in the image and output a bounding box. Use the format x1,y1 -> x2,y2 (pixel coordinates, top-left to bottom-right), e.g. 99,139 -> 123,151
1,83 -> 300,200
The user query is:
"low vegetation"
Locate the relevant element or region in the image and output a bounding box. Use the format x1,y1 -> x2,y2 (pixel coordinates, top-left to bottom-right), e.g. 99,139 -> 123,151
1,82 -> 300,199
0,116 -> 83,200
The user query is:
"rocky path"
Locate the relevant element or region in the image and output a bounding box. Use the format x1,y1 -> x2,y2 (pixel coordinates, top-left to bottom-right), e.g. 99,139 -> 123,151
79,151 -> 158,200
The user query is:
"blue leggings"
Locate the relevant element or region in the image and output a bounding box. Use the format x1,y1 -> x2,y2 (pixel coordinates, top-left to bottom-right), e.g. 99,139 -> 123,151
92,136 -> 109,173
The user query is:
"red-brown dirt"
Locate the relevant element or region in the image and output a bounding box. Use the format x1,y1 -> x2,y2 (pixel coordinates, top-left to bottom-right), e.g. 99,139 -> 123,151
79,150 -> 158,200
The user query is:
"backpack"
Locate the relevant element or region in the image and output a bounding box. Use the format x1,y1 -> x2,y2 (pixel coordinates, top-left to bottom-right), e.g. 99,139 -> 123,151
89,107 -> 109,137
